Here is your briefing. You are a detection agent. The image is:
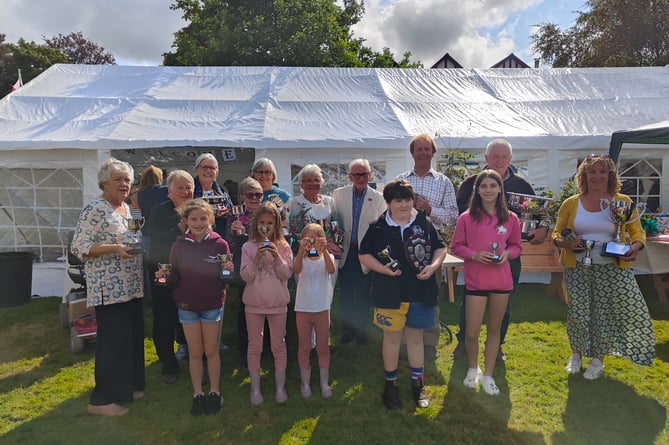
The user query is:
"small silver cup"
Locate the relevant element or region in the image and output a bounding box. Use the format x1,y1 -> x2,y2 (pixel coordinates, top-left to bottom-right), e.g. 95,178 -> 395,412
581,240 -> 595,266
490,242 -> 500,262
378,246 -> 400,271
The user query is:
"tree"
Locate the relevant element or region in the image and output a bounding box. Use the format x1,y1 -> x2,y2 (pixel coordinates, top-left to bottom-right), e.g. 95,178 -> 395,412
531,0 -> 669,67
0,32 -> 115,97
0,36 -> 67,97
164,0 -> 420,67
44,31 -> 116,65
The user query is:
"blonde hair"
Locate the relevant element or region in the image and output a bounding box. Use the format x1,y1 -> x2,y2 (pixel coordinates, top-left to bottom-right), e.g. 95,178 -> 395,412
301,223 -> 325,239
177,198 -> 215,225
249,202 -> 286,243
575,155 -> 621,195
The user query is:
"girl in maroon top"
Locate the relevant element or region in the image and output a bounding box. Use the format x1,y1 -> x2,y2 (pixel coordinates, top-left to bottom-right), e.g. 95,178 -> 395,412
165,199 -> 233,416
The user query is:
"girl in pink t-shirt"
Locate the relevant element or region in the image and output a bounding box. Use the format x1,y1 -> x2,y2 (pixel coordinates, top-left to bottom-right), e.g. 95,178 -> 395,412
451,170 -> 521,396
240,202 -> 293,405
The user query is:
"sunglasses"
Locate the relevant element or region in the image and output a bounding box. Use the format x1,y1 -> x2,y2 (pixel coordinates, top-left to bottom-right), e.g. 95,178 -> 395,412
245,192 -> 263,199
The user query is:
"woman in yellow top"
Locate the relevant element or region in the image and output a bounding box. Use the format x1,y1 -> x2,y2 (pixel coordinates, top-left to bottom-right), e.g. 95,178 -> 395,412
552,154 -> 655,380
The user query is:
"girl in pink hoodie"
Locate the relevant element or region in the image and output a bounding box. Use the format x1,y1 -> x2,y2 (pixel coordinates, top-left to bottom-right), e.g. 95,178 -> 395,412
240,202 -> 294,405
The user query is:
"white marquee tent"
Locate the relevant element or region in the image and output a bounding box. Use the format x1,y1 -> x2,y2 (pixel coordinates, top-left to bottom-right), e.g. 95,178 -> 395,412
1,64 -> 668,294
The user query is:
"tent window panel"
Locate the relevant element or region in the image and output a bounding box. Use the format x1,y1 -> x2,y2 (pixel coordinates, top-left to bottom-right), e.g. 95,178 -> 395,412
618,158 -> 662,213
10,188 -> 36,207
40,169 -> 83,188
37,228 -> 62,246
61,190 -> 83,208
62,209 -> 82,226
0,188 -> 10,206
37,189 -> 60,207
14,227 -> 38,246
290,161 -> 387,197
10,208 -> 37,226
37,209 -> 62,228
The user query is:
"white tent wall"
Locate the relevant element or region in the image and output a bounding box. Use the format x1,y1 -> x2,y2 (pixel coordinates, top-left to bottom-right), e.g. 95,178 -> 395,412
2,64 -> 669,296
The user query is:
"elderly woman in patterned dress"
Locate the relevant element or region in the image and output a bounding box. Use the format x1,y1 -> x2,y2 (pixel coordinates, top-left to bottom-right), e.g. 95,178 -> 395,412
553,154 -> 655,380
287,164 -> 342,258
71,158 -> 145,416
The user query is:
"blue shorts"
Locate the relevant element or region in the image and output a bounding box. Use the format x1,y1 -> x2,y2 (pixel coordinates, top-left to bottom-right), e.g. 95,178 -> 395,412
373,301 -> 435,331
178,307 -> 222,324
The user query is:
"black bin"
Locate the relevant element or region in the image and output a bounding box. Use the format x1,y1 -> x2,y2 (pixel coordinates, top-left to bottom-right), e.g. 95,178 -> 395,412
0,251 -> 34,308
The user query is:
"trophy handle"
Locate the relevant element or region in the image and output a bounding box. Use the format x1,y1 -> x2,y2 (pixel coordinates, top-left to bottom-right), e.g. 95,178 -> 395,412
627,202 -> 647,224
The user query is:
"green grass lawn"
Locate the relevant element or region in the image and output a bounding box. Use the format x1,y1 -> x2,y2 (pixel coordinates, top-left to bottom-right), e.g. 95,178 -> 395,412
0,276 -> 667,445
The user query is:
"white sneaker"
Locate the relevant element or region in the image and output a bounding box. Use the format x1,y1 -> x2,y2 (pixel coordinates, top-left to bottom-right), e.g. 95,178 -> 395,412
481,376 -> 500,396
463,367 -> 482,388
565,354 -> 582,374
583,359 -> 604,380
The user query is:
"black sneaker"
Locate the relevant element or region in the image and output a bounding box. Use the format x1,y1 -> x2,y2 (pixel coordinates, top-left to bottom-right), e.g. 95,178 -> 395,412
382,380 -> 401,410
191,394 -> 205,416
204,392 -> 222,415
412,379 -> 430,408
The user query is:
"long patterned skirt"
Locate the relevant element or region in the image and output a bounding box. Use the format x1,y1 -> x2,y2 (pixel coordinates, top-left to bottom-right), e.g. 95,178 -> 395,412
564,263 -> 655,365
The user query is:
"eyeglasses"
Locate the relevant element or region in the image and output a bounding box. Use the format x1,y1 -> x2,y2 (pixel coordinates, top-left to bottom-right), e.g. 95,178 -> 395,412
245,192 -> 263,200
350,172 -> 370,179
254,170 -> 273,176
198,165 -> 218,170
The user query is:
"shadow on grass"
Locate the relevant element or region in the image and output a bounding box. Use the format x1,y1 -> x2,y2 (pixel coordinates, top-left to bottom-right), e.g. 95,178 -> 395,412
655,340 -> 669,363
552,376 -> 667,444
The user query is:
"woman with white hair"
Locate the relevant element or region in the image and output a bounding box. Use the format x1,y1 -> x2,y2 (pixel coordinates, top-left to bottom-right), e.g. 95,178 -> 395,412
71,157 -> 145,416
287,164 -> 342,258
193,153 -> 233,236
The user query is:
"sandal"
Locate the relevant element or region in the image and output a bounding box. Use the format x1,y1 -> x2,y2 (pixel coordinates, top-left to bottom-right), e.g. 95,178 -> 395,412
463,367 -> 482,388
481,376 -> 500,396
565,354 -> 582,374
583,359 -> 604,380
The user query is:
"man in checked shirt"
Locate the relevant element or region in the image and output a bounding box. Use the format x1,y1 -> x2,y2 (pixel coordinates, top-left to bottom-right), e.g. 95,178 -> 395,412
396,133 -> 458,360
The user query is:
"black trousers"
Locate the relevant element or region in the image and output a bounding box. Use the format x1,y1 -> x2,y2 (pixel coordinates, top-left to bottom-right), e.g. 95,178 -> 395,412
338,244 -> 372,335
90,298 -> 145,405
150,282 -> 179,375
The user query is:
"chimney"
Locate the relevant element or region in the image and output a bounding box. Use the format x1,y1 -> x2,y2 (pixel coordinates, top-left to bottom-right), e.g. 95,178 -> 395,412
534,58 -> 540,69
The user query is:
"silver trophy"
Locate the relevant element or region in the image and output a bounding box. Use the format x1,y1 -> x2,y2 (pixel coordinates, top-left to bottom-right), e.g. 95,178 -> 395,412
581,240 -> 595,265
123,213 -> 145,254
307,237 -> 319,257
156,263 -> 172,285
599,199 -> 646,256
231,203 -> 246,235
217,253 -> 232,279
378,245 -> 400,272
506,192 -> 553,239
490,242 -> 500,262
261,226 -> 271,247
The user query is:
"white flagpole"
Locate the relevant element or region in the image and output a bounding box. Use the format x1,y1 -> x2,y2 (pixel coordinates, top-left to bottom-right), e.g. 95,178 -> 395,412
12,69 -> 23,91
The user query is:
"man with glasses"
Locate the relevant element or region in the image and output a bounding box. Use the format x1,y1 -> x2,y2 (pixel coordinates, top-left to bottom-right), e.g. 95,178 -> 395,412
397,134 -> 459,360
452,138 -> 550,362
333,159 -> 386,345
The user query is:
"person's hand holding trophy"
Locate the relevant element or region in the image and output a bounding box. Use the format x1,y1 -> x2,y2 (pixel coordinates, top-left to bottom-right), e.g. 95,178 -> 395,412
217,253 -> 235,283
123,211 -> 145,255
377,245 -> 401,275
599,199 -> 646,257
155,263 -> 172,286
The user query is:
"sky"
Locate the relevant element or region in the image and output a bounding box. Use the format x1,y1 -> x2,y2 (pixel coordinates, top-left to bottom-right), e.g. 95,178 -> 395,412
0,0 -> 586,68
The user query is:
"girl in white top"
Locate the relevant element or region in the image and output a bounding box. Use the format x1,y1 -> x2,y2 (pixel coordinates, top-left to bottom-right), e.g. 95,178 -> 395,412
294,223 -> 336,398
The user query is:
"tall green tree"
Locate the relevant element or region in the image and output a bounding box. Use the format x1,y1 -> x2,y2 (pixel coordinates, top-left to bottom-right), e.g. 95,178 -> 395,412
164,0 -> 420,67
531,0 -> 669,67
0,36 -> 67,97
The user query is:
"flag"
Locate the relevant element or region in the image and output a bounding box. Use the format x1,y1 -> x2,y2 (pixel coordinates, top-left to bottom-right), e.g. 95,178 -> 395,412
11,70 -> 23,92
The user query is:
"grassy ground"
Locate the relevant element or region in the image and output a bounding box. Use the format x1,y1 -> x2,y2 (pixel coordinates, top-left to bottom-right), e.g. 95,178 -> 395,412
0,276 -> 667,445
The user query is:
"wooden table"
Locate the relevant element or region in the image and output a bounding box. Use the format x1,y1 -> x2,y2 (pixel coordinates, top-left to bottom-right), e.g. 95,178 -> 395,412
633,237 -> 669,304
442,240 -> 568,304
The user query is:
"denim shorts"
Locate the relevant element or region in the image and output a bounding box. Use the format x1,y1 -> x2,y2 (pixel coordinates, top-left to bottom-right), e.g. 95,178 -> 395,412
178,307 -> 222,324
373,301 -> 435,331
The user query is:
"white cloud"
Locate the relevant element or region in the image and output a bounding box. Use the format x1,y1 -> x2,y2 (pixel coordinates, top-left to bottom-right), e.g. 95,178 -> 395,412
353,0 -> 540,67
1,0 -> 185,66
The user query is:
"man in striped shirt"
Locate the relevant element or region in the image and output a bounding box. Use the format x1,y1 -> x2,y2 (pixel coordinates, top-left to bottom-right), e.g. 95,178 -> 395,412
397,133 -> 458,360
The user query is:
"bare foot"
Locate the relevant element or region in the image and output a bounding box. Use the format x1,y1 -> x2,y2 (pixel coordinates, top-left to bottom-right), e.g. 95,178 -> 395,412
87,403 -> 128,416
